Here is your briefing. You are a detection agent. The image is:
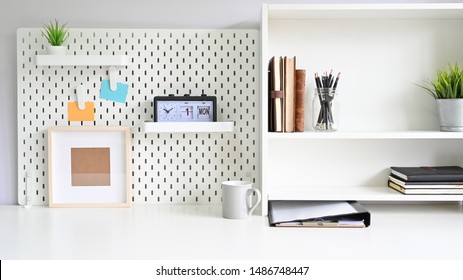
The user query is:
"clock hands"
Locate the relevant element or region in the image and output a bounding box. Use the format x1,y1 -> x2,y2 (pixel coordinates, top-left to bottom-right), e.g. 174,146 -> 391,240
163,106 -> 174,113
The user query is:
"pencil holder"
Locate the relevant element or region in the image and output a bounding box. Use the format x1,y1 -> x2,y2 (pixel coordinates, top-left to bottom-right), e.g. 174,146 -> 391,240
313,88 -> 339,131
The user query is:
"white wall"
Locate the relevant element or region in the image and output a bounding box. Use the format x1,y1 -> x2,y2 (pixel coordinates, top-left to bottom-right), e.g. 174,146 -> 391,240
0,0 -> 457,204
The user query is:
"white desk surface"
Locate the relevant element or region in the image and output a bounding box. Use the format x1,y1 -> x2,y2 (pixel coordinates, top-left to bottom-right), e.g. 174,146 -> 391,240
1,203 -> 463,260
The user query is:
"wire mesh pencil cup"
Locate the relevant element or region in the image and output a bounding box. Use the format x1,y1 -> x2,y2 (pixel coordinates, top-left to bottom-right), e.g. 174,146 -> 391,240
313,88 -> 339,131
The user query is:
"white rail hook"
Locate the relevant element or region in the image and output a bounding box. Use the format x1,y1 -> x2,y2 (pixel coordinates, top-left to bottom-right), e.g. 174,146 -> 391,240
109,66 -> 118,91
76,84 -> 85,110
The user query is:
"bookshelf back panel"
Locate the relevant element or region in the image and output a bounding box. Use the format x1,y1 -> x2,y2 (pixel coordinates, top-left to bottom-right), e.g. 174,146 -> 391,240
267,139 -> 463,188
267,18 -> 463,132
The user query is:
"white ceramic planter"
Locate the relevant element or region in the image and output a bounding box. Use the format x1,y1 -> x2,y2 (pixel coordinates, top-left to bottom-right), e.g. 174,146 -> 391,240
436,99 -> 463,132
46,46 -> 67,55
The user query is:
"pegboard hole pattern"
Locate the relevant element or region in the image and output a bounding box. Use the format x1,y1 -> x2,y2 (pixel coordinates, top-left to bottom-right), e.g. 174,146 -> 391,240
17,28 -> 260,205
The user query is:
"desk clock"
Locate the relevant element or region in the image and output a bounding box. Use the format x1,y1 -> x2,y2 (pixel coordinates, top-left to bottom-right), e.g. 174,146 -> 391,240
154,94 -> 217,122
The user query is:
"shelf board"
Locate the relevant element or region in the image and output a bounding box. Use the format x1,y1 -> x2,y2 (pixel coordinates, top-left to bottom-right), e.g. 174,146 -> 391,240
266,131 -> 463,140
35,55 -> 129,66
267,185 -> 463,202
143,121 -> 234,133
267,3 -> 463,20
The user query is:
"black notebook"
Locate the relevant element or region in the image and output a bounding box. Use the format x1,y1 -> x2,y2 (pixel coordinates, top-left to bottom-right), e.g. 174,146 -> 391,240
390,166 -> 463,182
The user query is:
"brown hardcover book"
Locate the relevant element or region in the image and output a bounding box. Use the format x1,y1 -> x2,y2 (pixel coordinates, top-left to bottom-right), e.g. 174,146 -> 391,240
284,56 -> 296,132
268,56 -> 284,132
295,69 -> 306,132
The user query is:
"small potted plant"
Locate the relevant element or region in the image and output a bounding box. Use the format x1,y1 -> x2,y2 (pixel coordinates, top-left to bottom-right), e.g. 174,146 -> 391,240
42,19 -> 69,55
418,63 -> 463,132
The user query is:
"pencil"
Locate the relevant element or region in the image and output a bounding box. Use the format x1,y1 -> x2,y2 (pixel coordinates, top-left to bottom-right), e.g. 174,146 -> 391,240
315,73 -> 322,89
332,72 -> 341,90
328,69 -> 334,88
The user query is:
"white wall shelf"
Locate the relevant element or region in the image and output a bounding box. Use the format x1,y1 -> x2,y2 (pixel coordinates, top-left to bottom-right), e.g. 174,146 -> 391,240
267,131 -> 463,140
35,55 -> 129,66
260,3 -> 463,216
268,185 -> 463,202
143,121 -> 234,133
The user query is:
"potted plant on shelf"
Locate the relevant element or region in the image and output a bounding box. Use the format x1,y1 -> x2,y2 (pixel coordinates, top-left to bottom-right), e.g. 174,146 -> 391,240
418,63 -> 463,132
42,19 -> 69,55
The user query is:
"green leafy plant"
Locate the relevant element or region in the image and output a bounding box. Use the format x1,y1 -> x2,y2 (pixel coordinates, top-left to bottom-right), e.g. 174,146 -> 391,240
42,19 -> 69,46
418,63 -> 463,99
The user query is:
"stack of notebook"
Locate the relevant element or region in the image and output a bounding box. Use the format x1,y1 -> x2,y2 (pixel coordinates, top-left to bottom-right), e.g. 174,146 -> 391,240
388,166 -> 463,195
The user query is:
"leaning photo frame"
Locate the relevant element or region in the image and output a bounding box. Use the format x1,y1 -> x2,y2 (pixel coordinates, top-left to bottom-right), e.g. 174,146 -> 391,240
48,126 -> 131,207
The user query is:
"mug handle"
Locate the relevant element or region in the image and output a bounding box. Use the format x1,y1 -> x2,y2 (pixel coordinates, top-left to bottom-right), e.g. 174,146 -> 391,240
246,188 -> 262,215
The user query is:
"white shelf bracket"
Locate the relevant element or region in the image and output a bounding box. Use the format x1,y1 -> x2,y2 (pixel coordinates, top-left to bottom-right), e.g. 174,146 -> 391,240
76,84 -> 85,110
109,66 -> 118,91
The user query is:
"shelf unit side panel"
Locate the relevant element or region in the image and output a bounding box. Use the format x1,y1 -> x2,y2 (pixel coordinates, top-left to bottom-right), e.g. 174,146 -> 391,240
260,3 -> 270,215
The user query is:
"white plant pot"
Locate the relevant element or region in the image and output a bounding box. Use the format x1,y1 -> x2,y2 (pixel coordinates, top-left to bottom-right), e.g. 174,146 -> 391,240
436,99 -> 463,132
46,45 -> 67,55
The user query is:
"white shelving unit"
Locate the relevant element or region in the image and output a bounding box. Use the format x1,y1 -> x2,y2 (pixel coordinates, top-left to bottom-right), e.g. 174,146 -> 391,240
35,55 -> 129,66
260,3 -> 463,215
143,121 -> 234,133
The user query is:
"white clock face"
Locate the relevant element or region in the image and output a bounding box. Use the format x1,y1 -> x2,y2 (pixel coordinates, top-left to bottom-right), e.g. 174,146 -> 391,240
158,102 -> 177,121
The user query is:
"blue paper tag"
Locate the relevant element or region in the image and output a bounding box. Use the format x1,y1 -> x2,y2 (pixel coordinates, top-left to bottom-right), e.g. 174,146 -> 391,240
100,80 -> 129,103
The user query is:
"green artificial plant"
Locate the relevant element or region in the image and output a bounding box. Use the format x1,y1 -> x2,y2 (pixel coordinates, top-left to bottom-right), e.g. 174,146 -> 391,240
418,63 -> 463,99
42,19 -> 69,46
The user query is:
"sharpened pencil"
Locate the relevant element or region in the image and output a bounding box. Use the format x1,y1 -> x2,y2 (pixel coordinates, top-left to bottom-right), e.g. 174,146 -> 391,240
332,72 -> 341,90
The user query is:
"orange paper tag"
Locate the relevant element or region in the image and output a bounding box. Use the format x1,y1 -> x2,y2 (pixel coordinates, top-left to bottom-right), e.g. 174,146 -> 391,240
68,102 -> 95,122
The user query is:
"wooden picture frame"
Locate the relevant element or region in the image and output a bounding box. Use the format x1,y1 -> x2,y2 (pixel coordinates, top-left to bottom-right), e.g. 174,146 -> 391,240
48,126 -> 131,207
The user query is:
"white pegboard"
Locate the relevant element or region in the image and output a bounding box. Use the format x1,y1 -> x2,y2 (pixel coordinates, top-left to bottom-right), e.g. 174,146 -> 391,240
17,28 -> 259,205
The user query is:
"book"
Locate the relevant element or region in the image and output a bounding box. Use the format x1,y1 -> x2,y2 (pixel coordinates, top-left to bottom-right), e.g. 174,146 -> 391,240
390,166 -> 463,182
388,180 -> 463,195
295,69 -> 306,132
268,200 -> 370,228
389,175 -> 463,189
283,56 -> 296,132
268,56 -> 284,132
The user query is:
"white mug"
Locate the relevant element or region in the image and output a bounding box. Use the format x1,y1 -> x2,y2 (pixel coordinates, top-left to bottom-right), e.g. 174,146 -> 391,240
222,180 -> 262,219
